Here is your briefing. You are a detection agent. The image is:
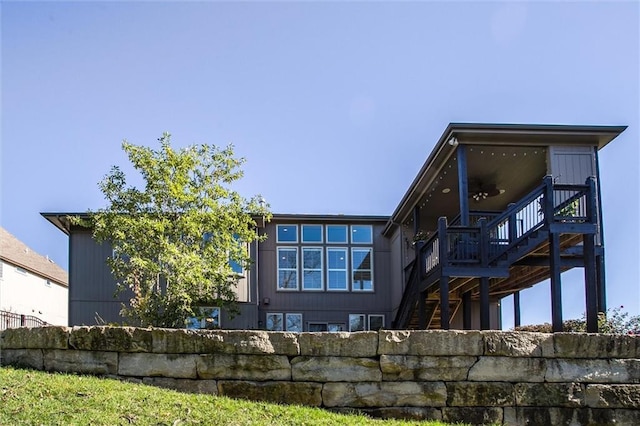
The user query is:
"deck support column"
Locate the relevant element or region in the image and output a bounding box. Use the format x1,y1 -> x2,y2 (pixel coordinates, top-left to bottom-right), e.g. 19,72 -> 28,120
480,277 -> 490,330
439,276 -> 450,330
513,291 -> 521,328
462,291 -> 472,330
596,254 -> 607,314
584,176 -> 599,332
457,144 -> 469,226
418,290 -> 427,329
549,232 -> 563,332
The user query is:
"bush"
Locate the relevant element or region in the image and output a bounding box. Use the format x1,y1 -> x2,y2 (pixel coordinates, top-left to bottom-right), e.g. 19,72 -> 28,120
514,306 -> 640,334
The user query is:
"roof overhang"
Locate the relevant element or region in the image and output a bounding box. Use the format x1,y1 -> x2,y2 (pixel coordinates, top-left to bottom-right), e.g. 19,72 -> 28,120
383,123 -> 627,235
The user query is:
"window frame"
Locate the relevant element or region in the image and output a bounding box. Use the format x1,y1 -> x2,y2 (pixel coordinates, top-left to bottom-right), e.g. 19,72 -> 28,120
186,306 -> 221,330
301,224 -> 323,243
350,224 -> 373,244
349,314 -> 366,332
285,313 -> 303,332
368,314 -> 385,331
301,247 -> 324,291
326,247 -> 349,291
266,313 -> 284,331
277,247 -> 299,291
351,247 -> 374,292
276,224 -> 298,243
326,224 -> 348,244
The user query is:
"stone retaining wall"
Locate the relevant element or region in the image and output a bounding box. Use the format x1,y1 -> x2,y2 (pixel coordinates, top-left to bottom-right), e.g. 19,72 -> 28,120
1,327 -> 639,425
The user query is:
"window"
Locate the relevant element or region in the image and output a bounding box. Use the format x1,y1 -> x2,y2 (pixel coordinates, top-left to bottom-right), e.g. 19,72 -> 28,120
328,323 -> 346,332
286,313 -> 303,332
351,225 -> 373,244
326,225 -> 348,243
277,248 -> 298,290
302,248 -> 323,290
302,225 -> 323,243
15,266 -> 27,275
308,322 -> 328,332
45,279 -> 51,287
230,259 -> 243,275
277,225 -> 298,243
186,307 -> 221,329
368,315 -> 385,331
327,248 -> 348,291
349,314 -> 366,332
352,248 -> 373,291
266,313 -> 283,331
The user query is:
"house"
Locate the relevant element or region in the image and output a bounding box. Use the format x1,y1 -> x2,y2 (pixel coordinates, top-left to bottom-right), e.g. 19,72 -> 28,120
0,226 -> 68,329
42,123 -> 626,332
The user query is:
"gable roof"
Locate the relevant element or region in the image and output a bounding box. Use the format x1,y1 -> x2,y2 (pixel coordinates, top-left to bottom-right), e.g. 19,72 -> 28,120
0,226 -> 68,286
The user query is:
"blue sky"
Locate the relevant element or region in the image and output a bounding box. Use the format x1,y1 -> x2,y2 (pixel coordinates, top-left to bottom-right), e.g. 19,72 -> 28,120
2,1 -> 638,327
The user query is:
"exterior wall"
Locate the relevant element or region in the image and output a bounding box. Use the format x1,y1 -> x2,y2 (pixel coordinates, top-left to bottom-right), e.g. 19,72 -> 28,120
388,227 -> 404,322
0,260 -> 67,326
2,327 -> 639,425
257,219 -> 392,331
548,145 -> 596,184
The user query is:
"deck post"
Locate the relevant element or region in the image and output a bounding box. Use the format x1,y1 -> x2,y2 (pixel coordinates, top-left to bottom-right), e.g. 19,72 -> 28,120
513,291 -> 521,328
549,232 -> 563,332
596,254 -> 607,313
507,203 -> 517,243
584,176 -> 599,332
457,144 -> 469,226
437,217 -> 450,329
480,277 -> 490,330
462,291 -> 472,330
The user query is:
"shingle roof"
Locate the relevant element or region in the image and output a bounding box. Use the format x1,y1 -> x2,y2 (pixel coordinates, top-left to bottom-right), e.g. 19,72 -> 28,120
0,226 -> 68,286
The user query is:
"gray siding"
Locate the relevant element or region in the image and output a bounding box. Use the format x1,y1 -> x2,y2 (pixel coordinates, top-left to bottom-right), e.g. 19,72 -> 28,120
549,145 -> 596,184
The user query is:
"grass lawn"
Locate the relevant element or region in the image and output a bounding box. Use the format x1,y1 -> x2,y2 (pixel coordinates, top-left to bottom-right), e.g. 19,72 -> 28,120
0,367 -> 463,425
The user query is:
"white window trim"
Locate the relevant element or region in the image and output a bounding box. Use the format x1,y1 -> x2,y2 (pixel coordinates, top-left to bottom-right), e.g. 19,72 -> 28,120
351,247 -> 374,292
302,247 -> 324,291
285,313 -> 303,332
326,247 -> 349,292
326,224 -> 348,244
350,224 -> 373,244
266,313 -> 284,331
349,314 -> 367,332
277,247 -> 299,291
301,224 -> 324,243
276,224 -> 298,243
368,314 -> 385,331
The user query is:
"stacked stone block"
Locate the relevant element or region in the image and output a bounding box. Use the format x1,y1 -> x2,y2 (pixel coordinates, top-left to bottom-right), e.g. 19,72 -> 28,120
1,327 -> 639,425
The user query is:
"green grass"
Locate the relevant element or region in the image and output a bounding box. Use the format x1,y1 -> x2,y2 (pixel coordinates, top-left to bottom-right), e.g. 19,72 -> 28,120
0,367 -> 459,425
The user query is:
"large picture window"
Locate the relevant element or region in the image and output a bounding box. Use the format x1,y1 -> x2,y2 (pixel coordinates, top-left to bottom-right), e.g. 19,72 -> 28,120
352,248 -> 373,291
351,225 -> 373,244
327,248 -> 348,291
326,225 -> 348,243
277,248 -> 298,290
302,248 -> 323,290
302,225 -> 323,243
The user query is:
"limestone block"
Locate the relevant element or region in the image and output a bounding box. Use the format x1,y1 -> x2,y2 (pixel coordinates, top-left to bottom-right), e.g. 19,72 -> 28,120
69,326 -> 152,352
380,355 -> 476,381
218,380 -> 322,406
468,356 -> 546,382
446,382 -> 514,406
585,384 -> 640,408
515,382 -> 584,407
291,356 -> 381,382
504,407 -> 609,426
118,353 -> 197,378
0,326 -> 69,349
142,377 -> 217,395
0,348 -> 44,369
484,331 -> 554,357
378,330 -> 483,356
331,407 -> 443,421
322,382 -> 447,408
152,329 -> 299,355
442,407 -> 503,425
197,354 -> 291,381
299,332 -> 377,357
553,333 -> 640,359
44,349 -> 117,375
545,358 -> 640,383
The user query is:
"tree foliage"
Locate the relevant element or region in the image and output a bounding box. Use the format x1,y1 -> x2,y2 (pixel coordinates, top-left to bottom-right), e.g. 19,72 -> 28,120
514,306 -> 640,334
84,133 -> 270,327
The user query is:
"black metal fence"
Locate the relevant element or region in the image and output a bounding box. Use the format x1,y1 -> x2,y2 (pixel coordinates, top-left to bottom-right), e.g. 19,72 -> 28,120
0,310 -> 48,330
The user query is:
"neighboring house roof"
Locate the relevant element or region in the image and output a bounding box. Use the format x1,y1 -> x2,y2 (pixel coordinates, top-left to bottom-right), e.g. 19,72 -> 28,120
0,227 -> 68,287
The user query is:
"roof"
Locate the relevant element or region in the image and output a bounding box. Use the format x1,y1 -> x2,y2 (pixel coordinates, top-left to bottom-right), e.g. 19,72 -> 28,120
383,122 -> 627,235
0,226 -> 68,286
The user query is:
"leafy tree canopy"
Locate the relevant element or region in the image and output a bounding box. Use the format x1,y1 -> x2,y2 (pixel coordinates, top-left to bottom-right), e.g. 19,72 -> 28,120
82,132 -> 270,327
514,306 -> 640,334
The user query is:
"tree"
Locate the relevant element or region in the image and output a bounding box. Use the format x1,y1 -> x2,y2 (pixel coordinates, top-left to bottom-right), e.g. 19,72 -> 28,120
83,133 -> 270,327
514,306 -> 640,334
